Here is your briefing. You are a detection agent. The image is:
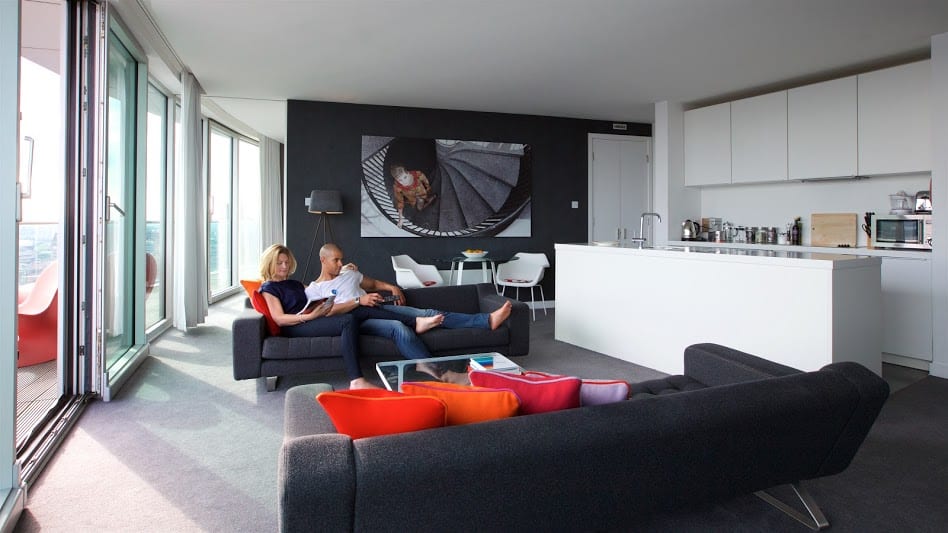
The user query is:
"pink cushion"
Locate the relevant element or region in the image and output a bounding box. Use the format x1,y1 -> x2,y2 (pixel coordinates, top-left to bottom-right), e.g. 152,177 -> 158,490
523,371 -> 630,406
469,371 -> 581,414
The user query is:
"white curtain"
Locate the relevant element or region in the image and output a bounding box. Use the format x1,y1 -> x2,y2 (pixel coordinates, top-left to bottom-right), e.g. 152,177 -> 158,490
259,135 -> 284,248
173,72 -> 209,330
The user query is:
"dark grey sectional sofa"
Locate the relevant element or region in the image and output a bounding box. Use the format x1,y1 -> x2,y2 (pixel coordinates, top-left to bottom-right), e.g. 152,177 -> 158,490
232,283 -> 529,390
278,343 -> 889,532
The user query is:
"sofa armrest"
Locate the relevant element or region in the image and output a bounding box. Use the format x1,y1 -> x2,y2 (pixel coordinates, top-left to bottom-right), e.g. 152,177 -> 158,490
477,283 -> 529,356
816,362 -> 889,476
284,384 -> 337,439
683,343 -> 800,387
279,434 -> 355,533
232,313 -> 267,380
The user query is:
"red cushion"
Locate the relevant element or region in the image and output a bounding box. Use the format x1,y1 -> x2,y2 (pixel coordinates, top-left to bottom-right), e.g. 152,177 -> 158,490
469,371 -> 581,415
316,389 -> 447,439
401,381 -> 521,425
523,371 -> 630,406
249,290 -> 281,336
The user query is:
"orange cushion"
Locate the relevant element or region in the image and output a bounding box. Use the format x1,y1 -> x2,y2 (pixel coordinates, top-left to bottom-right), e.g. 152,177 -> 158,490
249,290 -> 281,336
401,382 -> 521,425
469,371 -> 581,415
240,279 -> 263,299
316,389 -> 447,439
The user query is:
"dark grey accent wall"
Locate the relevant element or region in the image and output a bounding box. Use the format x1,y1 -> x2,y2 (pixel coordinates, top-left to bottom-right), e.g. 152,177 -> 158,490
285,100 -> 651,299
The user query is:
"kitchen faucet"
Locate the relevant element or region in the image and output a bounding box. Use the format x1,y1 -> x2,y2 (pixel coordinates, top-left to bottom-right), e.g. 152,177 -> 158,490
629,212 -> 662,248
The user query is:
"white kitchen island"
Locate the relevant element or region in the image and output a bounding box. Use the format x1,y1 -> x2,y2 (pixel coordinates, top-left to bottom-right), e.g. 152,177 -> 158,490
555,243 -> 882,375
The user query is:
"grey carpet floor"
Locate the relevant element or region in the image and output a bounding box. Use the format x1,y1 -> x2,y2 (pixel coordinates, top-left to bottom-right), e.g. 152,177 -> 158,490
13,294 -> 944,532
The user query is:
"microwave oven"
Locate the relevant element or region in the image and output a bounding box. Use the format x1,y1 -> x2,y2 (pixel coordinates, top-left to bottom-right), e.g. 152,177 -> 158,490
871,214 -> 932,250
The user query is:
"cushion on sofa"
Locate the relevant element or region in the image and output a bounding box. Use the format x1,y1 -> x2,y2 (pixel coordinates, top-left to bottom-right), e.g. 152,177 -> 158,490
249,290 -> 281,336
316,389 -> 447,439
469,371 -> 581,414
401,381 -> 521,425
522,371 -> 631,406
240,279 -> 263,299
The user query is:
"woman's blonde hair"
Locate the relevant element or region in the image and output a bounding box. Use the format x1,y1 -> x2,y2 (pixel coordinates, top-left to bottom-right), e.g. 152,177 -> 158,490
260,244 -> 296,280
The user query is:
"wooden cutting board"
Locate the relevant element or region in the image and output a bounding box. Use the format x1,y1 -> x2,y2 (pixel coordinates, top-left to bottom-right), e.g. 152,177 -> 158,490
811,213 -> 858,247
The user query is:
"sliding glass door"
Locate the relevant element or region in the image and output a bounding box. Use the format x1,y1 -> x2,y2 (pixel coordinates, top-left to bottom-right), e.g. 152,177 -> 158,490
95,11 -> 148,400
104,33 -> 136,369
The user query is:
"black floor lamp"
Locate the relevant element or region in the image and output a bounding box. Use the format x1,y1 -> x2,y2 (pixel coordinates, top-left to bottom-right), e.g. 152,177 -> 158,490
300,189 -> 342,281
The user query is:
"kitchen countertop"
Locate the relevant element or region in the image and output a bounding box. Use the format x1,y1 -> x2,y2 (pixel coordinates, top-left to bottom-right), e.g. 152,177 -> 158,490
556,242 -> 880,270
666,240 -> 932,259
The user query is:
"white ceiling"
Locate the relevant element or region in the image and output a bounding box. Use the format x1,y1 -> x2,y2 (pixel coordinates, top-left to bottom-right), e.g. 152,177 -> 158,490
142,0 -> 948,143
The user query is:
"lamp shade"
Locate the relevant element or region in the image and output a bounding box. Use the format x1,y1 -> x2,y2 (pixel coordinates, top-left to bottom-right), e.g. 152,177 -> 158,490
308,190 -> 342,214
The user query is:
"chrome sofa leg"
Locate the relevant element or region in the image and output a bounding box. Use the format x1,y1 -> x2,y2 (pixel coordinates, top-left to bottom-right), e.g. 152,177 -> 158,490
265,376 -> 279,392
755,482 -> 829,530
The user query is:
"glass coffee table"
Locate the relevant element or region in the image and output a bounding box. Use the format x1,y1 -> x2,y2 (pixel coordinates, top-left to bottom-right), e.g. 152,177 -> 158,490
376,352 -> 521,391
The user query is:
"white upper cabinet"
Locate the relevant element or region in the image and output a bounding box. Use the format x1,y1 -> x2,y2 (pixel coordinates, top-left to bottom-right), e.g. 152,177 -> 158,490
788,76 -> 858,180
684,102 -> 731,186
731,91 -> 788,183
858,60 -> 931,175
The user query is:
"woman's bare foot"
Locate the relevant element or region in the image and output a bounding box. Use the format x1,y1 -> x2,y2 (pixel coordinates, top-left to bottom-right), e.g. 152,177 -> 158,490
489,301 -> 513,330
349,377 -> 381,390
415,314 -> 444,334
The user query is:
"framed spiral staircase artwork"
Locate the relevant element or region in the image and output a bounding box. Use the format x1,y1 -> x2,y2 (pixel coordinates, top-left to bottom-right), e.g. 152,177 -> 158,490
361,136 -> 532,237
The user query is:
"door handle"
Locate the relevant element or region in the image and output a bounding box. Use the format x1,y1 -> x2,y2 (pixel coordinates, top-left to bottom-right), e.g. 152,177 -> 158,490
106,195 -> 125,221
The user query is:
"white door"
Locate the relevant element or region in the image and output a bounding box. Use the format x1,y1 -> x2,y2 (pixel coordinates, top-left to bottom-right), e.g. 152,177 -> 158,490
589,135 -> 651,243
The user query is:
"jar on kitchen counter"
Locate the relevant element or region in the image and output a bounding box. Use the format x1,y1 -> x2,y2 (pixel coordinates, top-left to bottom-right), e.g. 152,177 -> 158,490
767,227 -> 778,244
734,226 -> 747,244
747,227 -> 758,244
755,227 -> 767,244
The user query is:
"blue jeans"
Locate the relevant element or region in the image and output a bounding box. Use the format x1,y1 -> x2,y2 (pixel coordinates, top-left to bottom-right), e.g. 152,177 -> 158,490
282,314 -> 363,379
359,305 -> 490,360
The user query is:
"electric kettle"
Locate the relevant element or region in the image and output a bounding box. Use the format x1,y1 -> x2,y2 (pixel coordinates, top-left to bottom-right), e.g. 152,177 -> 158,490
681,220 -> 698,240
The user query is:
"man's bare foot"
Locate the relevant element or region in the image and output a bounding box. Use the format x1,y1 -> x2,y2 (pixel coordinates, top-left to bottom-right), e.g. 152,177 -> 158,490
489,301 -> 513,330
349,377 -> 381,390
440,370 -> 471,386
415,314 -> 444,334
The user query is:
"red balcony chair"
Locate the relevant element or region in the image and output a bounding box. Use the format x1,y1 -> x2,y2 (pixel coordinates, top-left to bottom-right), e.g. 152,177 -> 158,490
17,261 -> 58,367
145,252 -> 158,298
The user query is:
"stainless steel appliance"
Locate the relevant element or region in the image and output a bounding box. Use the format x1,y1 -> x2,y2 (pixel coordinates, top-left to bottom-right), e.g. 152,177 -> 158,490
871,214 -> 932,250
681,220 -> 698,240
915,190 -> 932,214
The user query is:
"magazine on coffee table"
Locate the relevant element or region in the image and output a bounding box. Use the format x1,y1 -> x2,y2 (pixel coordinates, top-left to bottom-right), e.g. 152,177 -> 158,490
469,354 -> 519,372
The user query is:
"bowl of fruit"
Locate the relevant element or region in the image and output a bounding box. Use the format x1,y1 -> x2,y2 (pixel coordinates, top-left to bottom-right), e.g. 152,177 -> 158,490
462,248 -> 487,259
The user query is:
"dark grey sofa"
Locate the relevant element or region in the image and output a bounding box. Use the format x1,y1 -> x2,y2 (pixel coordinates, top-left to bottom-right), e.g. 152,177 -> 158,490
278,343 -> 889,532
233,283 -> 529,390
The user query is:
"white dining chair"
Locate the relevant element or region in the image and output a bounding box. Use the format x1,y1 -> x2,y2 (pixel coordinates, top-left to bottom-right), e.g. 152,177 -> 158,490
391,255 -> 444,289
495,252 -> 550,320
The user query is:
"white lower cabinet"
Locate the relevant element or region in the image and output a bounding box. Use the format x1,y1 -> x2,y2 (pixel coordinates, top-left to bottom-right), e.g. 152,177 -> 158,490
880,256 -> 932,362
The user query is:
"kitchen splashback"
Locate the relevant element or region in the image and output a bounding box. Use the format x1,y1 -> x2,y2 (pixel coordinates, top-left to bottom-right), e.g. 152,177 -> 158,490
700,173 -> 929,247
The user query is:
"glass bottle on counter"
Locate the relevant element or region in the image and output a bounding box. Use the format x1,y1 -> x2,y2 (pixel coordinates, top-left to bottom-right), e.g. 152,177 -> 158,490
790,217 -> 801,245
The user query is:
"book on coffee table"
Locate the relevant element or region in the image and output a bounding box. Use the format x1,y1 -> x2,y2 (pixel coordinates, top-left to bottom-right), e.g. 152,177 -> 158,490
469,354 -> 519,372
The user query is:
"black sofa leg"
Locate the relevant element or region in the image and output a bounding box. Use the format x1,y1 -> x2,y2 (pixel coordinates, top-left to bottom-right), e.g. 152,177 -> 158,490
265,376 -> 278,392
755,482 -> 829,530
